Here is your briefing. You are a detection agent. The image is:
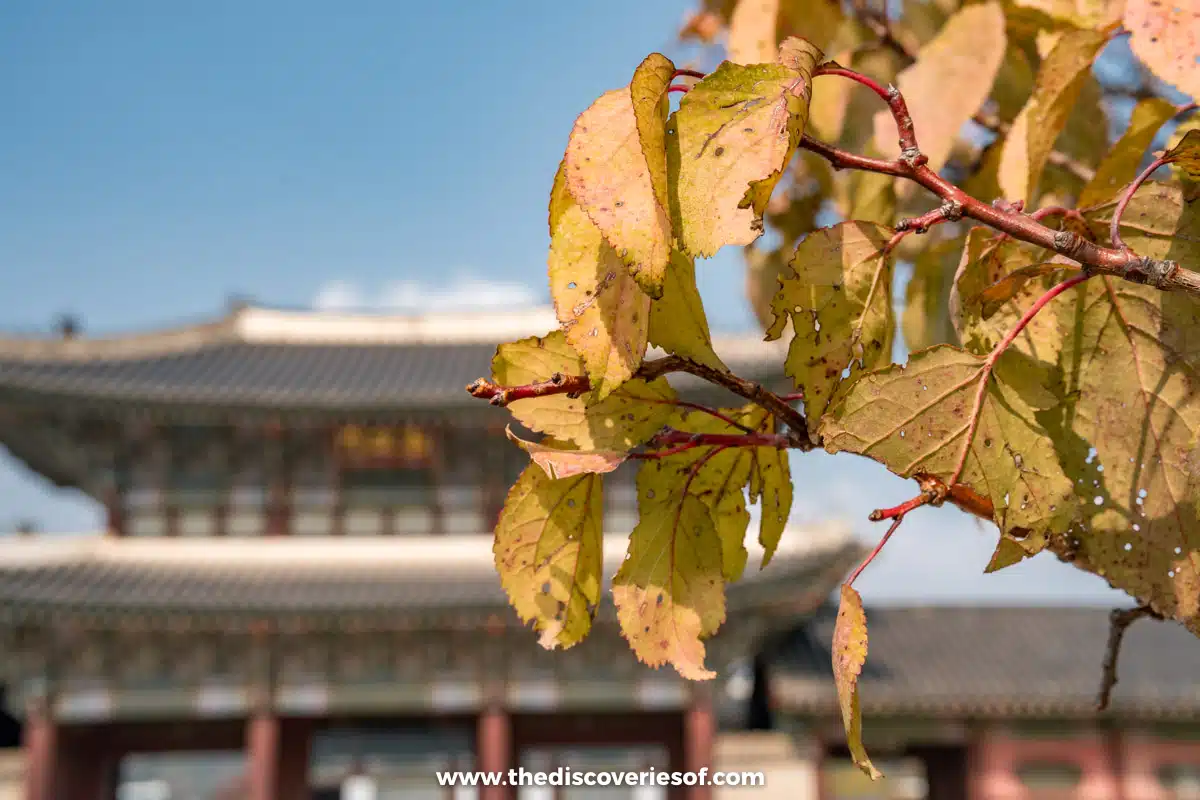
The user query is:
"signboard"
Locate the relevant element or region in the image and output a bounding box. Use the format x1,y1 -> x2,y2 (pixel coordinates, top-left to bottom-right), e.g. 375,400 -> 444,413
335,425 -> 433,468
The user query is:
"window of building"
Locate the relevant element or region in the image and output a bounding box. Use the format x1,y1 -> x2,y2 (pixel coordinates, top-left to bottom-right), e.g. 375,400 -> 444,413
118,750 -> 246,800
166,426 -> 230,508
518,746 -> 670,800
309,727 -> 474,799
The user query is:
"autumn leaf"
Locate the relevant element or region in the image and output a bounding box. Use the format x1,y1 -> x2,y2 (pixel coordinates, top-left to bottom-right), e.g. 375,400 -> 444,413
648,250 -> 728,372
1079,98 -> 1179,208
565,75 -> 672,298
548,186 -> 651,400
872,2 -> 1006,173
985,535 -> 1032,574
492,331 -> 676,450
902,235 -> 963,352
673,37 -> 823,257
506,427 -> 627,479
745,411 -> 793,566
1083,182 -> 1200,267
631,53 -> 676,218
494,461 -> 603,650
820,345 -> 1078,547
766,222 -> 895,434
976,263 -> 1072,320
1053,278 -> 1200,635
997,28 -> 1108,206
1010,0 -> 1125,29
833,585 -> 881,780
1164,130 -> 1200,180
1125,0 -> 1200,101
613,483 -> 725,680
727,0 -> 780,65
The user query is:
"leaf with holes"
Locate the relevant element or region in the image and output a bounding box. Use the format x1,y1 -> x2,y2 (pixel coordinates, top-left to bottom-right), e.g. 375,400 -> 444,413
613,480 -> 725,680
565,57 -> 674,297
820,345 -> 1078,548
492,331 -> 676,450
649,250 -> 728,372
494,459 -> 603,650
1164,130 -> 1200,180
745,406 -> 793,567
548,184 -> 651,400
1052,278 -> 1200,635
871,2 -> 1006,173
833,585 -> 881,780
766,222 -> 895,434
997,28 -> 1108,205
506,427 -> 627,479
1080,98 -> 1179,207
1125,0 -> 1200,101
673,36 -> 822,257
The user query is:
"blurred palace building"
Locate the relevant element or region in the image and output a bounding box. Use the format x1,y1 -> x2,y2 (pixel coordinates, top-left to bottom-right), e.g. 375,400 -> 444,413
0,305 -> 1196,800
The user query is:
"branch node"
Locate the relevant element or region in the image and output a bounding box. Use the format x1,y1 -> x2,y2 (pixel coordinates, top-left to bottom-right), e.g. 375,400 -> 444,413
899,146 -> 926,168
1123,257 -> 1179,289
1052,229 -> 1088,262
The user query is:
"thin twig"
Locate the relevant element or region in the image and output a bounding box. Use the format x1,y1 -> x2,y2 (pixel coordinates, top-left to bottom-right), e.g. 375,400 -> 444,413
1111,155 -> 1168,251
1096,605 -> 1160,711
672,400 -> 755,433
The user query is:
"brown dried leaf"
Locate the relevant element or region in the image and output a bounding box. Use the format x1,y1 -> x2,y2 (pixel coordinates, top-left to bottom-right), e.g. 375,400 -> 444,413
977,263 -> 1073,319
1125,0 -> 1200,101
872,2 -> 1007,172
833,585 -> 881,780
505,427 -> 627,479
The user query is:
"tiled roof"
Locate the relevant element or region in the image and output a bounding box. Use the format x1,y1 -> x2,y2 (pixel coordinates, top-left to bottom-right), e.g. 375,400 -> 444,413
0,306 -> 787,415
771,605 -> 1200,718
0,523 -> 858,631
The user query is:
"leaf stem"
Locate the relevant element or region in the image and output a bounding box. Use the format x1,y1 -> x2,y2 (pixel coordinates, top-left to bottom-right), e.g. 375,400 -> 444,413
846,513 -> 911,588
671,68 -> 706,81
1096,605 -> 1161,711
671,400 -> 754,433
1110,155 -> 1168,251
868,493 -> 931,522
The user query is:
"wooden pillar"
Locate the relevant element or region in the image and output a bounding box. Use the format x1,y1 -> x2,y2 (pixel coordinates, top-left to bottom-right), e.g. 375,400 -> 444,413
23,700 -> 57,800
277,719 -> 313,800
478,702 -> 511,800
685,686 -> 715,800
245,711 -> 281,800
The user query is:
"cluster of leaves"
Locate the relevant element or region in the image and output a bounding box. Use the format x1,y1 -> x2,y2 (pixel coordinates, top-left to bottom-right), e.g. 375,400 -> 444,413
471,0 -> 1200,781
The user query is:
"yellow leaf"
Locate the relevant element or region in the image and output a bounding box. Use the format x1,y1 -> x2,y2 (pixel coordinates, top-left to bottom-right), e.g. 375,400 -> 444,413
1083,181 -> 1200,266
727,0 -> 780,65
1080,97 -> 1178,207
745,413 -> 793,566
872,2 -> 1007,173
1164,129 -> 1200,180
494,462 -> 603,650
505,427 -> 627,479
1011,0 -> 1125,29
976,263 -> 1073,319
766,222 -> 895,435
901,235 -> 963,352
997,29 -> 1107,206
673,37 -> 823,258
631,53 -> 676,218
649,250 -> 728,372
613,486 -> 725,680
565,82 -> 672,297
492,331 -> 676,450
985,535 -> 1032,573
820,345 -> 1078,546
833,585 -> 881,780
1054,277 -> 1200,635
1125,0 -> 1200,101
548,196 -> 651,400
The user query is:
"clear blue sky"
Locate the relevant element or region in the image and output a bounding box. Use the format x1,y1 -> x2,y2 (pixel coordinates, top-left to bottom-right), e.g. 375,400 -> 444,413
0,1 -> 1126,604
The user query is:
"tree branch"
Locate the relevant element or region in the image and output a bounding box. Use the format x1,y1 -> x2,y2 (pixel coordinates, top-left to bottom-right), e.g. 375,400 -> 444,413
1096,605 -> 1161,711
467,356 -> 816,449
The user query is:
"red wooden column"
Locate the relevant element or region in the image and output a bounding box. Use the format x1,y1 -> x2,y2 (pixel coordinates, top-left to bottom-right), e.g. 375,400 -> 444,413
684,685 -> 715,800
245,710 -> 281,800
478,702 -> 512,800
23,699 -> 57,800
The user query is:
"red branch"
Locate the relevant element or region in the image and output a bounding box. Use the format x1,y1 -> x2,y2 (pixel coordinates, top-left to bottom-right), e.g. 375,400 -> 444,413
671,68 -> 706,81
1111,155 -> 1168,251
667,85 -> 690,94
814,64 -> 921,163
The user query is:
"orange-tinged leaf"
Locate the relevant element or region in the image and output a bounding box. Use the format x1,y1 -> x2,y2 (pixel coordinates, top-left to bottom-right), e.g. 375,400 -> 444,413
1125,0 -> 1200,101
506,426 -> 627,479
613,485 -> 725,680
977,263 -> 1074,319
648,250 -> 728,372
565,83 -> 672,297
765,222 -> 895,434
1164,129 -> 1200,180
494,461 -> 603,650
820,345 -> 1078,546
997,28 -> 1108,205
491,331 -> 676,450
673,37 -> 823,257
871,2 -> 1006,172
833,585 -> 881,780
1080,97 -> 1178,207
548,195 -> 651,400
1053,277 -> 1200,635
727,0 -> 780,65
